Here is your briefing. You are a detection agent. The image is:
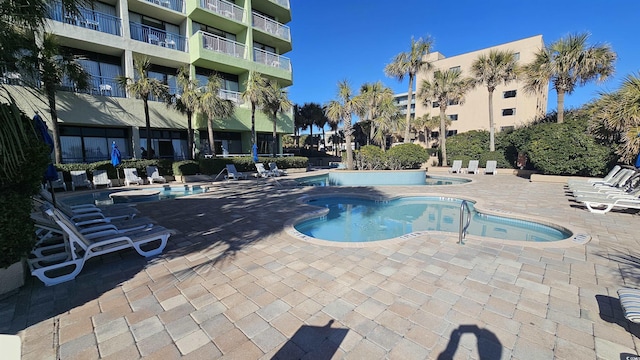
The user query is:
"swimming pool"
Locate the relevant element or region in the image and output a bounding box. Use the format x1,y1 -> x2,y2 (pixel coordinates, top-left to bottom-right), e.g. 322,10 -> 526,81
62,185 -> 208,206
296,173 -> 470,186
293,196 -> 574,243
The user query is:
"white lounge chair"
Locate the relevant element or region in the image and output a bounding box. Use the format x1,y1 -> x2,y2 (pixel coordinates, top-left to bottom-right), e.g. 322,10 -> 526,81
577,193 -> 640,214
28,207 -> 170,286
618,288 -> 640,324
484,160 -> 498,175
124,168 -> 144,186
269,162 -> 286,176
44,171 -> 67,192
255,163 -> 273,178
449,160 -> 463,174
92,170 -> 112,188
37,189 -> 138,226
465,160 -> 479,174
225,164 -> 247,180
569,168 -> 635,193
70,170 -> 93,191
567,165 -> 622,187
146,166 -> 167,184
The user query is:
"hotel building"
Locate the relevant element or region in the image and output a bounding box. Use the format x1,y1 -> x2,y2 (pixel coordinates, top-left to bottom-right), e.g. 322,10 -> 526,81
5,0 -> 293,162
414,35 -> 548,139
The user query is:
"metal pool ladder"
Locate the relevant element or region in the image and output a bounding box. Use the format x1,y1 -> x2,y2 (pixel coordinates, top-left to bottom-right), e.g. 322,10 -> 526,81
458,200 -> 472,245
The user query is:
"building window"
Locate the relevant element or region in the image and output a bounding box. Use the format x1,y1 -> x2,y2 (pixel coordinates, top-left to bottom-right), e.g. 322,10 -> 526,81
432,101 -> 439,108
502,108 -> 516,116
448,114 -> 458,121
140,129 -> 189,160
446,130 -> 457,137
59,126 -> 129,163
503,90 -> 517,98
448,99 -> 459,106
514,52 -> 520,61
449,66 -> 461,72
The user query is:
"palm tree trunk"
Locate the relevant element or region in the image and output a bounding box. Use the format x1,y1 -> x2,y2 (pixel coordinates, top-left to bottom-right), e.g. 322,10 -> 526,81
46,87 -> 62,164
439,107 -> 447,166
345,117 -> 353,169
272,110 -> 278,157
309,124 -> 314,149
207,117 -> 215,156
404,75 -> 414,143
557,90 -> 565,123
488,89 -> 495,152
251,103 -> 256,146
321,128 -> 326,150
187,111 -> 194,160
143,98 -> 152,159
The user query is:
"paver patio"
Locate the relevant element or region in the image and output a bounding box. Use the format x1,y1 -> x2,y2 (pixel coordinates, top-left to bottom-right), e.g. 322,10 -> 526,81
2,171 -> 640,359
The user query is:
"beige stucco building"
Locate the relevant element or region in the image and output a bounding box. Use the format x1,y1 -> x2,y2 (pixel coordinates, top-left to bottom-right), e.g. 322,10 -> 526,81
414,35 -> 548,139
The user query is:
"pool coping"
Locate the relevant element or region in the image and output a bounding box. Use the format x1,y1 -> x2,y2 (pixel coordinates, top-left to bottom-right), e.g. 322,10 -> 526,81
284,191 -> 591,249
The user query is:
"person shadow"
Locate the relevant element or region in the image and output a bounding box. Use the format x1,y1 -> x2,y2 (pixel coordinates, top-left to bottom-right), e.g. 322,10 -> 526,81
271,319 -> 348,360
437,324 -> 502,360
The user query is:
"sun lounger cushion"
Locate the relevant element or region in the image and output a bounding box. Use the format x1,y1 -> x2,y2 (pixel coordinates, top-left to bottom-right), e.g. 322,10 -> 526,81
618,288 -> 640,323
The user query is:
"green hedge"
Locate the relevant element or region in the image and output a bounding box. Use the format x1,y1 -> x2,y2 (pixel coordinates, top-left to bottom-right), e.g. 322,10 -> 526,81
56,158 -> 174,180
386,143 -> 429,169
355,145 -> 386,170
174,156 -> 309,176
0,109 -> 50,268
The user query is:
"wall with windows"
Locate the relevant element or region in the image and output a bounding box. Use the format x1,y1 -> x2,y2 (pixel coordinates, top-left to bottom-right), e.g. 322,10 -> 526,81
415,35 -> 548,136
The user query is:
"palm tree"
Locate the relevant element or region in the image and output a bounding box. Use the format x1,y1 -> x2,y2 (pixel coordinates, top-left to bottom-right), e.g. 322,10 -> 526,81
293,104 -> 306,148
199,74 -> 235,157
384,36 -> 433,143
325,80 -> 364,170
35,33 -> 90,163
588,72 -> 640,162
241,71 -> 269,147
471,49 -> 519,151
418,69 -> 473,166
523,32 -> 616,123
299,102 -> 324,148
359,82 -> 399,148
174,66 -> 200,159
412,114 -> 441,145
116,56 -> 168,159
262,81 -> 292,157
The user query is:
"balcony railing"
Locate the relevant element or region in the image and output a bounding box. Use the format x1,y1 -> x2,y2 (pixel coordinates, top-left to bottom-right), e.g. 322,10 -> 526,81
143,0 -> 184,13
201,31 -> 246,59
253,48 -> 291,71
252,12 -> 290,41
218,89 -> 243,104
61,75 -> 126,98
269,0 -> 289,9
130,23 -> 187,52
48,1 -> 121,36
200,0 -> 244,23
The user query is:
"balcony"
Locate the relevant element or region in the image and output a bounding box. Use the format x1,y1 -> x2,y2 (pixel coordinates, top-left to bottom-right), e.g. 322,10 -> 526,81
130,23 -> 188,52
201,32 -> 246,59
253,48 -> 291,71
62,75 -> 126,98
218,89 -> 243,104
48,1 -> 121,36
142,0 -> 184,13
252,12 -> 290,41
269,0 -> 289,9
200,0 -> 244,23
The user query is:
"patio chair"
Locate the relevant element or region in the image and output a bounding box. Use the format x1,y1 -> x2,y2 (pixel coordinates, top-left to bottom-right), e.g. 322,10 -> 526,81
28,207 -> 170,286
124,168 -> 144,186
255,163 -> 273,178
225,164 -> 248,180
449,160 -> 463,174
70,170 -> 93,191
37,189 -> 138,226
465,160 -> 480,174
92,170 -> 111,188
269,162 -> 286,176
618,288 -> 640,324
568,168 -> 635,193
146,166 -> 167,184
567,165 -> 622,187
45,171 -> 67,192
484,161 -> 498,175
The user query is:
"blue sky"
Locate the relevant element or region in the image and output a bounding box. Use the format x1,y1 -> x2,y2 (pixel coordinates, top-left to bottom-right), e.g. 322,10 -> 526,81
286,0 -> 639,116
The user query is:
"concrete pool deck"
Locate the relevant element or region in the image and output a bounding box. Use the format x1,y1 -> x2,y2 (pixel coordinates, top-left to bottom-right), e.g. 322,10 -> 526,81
3,172 -> 640,359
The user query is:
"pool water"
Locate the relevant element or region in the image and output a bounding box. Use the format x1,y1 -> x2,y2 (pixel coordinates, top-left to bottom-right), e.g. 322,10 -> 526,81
296,174 -> 469,186
63,186 -> 208,206
295,196 -> 571,243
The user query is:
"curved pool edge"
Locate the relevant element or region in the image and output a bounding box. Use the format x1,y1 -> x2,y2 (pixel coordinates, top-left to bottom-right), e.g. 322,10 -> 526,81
285,192 -> 591,248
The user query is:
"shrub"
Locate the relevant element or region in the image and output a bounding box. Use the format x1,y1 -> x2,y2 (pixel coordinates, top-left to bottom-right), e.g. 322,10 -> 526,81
447,130 -> 490,161
478,152 -> 510,169
173,161 -> 199,176
356,145 -> 386,170
0,109 -> 50,268
526,120 -> 615,176
386,143 -> 429,169
196,156 -> 310,176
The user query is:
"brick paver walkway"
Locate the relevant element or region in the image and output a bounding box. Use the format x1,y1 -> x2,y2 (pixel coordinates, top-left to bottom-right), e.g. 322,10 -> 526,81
2,172 -> 640,359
